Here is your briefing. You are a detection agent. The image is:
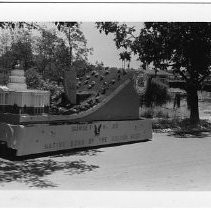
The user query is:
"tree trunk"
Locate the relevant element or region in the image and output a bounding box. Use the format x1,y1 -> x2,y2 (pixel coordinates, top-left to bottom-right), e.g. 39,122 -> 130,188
63,26 -> 73,102
64,69 -> 77,104
187,86 -> 200,124
68,27 -> 72,67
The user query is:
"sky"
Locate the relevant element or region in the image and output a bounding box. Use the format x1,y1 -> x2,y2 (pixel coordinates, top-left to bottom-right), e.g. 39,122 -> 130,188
80,22 -> 144,69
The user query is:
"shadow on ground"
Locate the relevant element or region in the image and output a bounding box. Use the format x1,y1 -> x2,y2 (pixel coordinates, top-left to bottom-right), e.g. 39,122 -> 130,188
0,140 -> 151,188
167,130 -> 211,138
0,149 -> 100,188
52,149 -> 103,158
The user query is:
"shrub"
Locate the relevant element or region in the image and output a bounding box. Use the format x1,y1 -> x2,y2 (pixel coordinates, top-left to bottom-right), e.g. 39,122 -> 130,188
25,67 -> 66,110
152,118 -> 180,129
154,110 -> 170,118
140,108 -> 154,118
141,78 -> 171,107
25,67 -> 44,89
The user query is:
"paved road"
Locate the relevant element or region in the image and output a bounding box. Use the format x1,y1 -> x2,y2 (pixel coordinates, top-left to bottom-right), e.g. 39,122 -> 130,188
1,131 -> 211,207
1,131 -> 211,191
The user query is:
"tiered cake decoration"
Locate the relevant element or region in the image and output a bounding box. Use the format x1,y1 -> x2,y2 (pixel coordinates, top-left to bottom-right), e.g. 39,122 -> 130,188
7,63 -> 27,91
0,61 -> 50,114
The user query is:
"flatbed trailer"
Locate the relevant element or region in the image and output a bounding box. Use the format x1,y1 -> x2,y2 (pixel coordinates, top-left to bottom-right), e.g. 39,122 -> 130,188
0,118 -> 152,157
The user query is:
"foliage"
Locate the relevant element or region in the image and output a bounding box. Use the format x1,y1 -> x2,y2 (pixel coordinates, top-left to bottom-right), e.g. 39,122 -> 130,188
0,22 -> 37,30
0,50 -> 15,70
155,110 -> 170,118
0,22 -> 78,31
0,30 -> 11,55
152,118 -> 181,130
72,59 -> 90,77
140,108 -> 154,118
25,67 -> 43,89
96,22 -> 135,49
34,29 -> 62,75
33,23 -> 92,103
25,67 -> 64,108
0,22 -> 92,84
54,22 -> 78,31
0,29 -> 34,70
55,22 -> 92,66
119,51 -> 131,69
42,80 -> 64,105
11,40 -> 34,70
141,78 -> 171,107
140,106 -> 170,119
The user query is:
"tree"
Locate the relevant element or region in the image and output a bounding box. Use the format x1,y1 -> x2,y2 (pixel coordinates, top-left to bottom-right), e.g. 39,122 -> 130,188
119,52 -> 126,69
0,22 -> 37,30
25,67 -> 43,89
0,50 -> 15,69
34,25 -> 92,85
0,30 -> 11,55
56,22 -> 92,66
71,59 -> 90,77
34,29 -> 61,76
96,22 -> 211,124
0,22 -> 92,104
0,28 -> 34,70
119,51 -> 131,69
55,22 -> 92,103
125,52 -> 131,69
11,40 -> 34,70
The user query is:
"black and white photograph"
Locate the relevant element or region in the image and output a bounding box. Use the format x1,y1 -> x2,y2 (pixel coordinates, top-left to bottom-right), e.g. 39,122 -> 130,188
1,1 -> 211,208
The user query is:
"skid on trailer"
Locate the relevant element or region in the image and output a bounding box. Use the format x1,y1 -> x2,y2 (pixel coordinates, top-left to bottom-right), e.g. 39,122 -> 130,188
0,119 -> 152,157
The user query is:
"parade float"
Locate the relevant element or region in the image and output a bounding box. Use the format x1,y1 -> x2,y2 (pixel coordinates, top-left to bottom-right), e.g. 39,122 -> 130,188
0,63 -> 152,158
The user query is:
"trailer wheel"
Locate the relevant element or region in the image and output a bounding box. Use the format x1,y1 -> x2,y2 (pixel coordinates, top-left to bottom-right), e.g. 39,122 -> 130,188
0,141 -> 17,160
0,141 -> 7,155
